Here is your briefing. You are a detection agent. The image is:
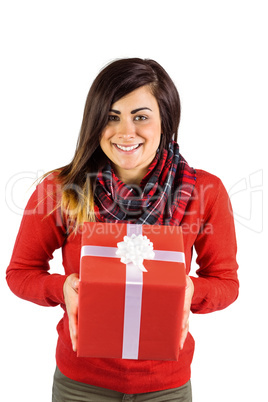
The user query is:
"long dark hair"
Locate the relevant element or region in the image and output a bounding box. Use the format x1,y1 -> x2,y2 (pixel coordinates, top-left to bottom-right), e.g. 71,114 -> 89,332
54,58 -> 181,227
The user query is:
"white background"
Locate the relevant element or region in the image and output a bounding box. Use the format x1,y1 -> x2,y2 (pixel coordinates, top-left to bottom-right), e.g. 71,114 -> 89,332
1,1 -> 267,401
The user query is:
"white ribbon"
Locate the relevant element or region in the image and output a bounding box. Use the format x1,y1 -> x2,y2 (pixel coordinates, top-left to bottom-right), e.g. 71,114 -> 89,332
122,225 -> 143,359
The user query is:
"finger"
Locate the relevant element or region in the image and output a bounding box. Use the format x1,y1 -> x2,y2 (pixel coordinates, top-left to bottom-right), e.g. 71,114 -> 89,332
69,328 -> 77,352
181,276 -> 193,326
182,310 -> 190,330
181,300 -> 190,328
68,294 -> 78,350
69,313 -> 78,351
179,277 -> 194,350
180,320 -> 189,350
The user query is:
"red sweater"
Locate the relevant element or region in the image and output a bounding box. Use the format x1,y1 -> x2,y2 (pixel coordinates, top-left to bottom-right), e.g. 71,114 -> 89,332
6,169 -> 239,393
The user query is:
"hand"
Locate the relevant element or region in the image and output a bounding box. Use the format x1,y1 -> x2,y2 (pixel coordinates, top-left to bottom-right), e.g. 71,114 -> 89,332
180,276 -> 194,350
63,273 -> 79,352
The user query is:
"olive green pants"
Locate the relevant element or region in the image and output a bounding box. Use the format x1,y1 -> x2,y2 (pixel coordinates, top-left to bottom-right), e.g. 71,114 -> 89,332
52,367 -> 192,402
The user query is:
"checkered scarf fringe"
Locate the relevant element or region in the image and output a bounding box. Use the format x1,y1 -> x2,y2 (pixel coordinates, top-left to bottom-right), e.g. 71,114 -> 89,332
94,141 -> 196,225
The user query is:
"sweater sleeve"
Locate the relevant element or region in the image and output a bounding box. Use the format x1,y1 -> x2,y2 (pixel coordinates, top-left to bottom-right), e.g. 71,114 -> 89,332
6,175 -> 68,307
190,174 -> 239,314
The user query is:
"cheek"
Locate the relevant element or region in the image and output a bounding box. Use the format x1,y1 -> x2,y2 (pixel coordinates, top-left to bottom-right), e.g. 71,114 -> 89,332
99,137 -> 104,152
150,125 -> 162,147
99,130 -> 110,149
99,140 -> 109,158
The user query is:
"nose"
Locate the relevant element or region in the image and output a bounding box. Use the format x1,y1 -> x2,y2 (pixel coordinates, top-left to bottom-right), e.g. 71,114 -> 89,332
117,119 -> 136,139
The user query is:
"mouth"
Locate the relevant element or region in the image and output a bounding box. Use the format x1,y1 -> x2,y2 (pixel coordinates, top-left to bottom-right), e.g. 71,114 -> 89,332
113,143 -> 142,152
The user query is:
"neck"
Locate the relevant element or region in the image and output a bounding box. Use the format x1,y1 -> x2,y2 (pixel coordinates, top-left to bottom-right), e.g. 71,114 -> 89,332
113,167 -> 147,186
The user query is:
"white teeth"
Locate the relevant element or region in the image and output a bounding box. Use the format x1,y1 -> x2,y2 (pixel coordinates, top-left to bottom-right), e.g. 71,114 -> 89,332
116,144 -> 140,151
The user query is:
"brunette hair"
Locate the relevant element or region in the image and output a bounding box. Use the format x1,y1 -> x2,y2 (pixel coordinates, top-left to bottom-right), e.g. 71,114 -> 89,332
53,58 -> 181,228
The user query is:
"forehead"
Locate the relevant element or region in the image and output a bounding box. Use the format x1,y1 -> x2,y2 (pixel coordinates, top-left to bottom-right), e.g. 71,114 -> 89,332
112,86 -> 158,109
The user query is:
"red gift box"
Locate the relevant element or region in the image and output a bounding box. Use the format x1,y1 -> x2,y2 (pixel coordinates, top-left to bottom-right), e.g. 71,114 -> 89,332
77,222 -> 186,361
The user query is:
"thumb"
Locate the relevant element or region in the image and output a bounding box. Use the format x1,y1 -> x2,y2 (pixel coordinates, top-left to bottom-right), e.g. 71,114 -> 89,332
71,274 -> 79,292
185,275 -> 192,290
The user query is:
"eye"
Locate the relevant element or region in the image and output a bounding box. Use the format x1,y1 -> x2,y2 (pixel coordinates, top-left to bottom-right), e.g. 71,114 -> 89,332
108,115 -> 120,122
133,115 -> 147,121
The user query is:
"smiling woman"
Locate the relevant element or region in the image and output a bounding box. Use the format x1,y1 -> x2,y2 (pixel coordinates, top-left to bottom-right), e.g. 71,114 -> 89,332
100,86 -> 162,185
6,58 -> 239,402
50,58 -> 181,228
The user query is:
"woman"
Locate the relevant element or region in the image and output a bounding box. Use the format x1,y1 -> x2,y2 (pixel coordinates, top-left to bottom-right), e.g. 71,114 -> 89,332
6,58 -> 239,401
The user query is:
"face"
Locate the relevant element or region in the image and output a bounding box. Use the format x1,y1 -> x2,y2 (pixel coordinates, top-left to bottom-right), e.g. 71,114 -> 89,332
100,85 -> 162,185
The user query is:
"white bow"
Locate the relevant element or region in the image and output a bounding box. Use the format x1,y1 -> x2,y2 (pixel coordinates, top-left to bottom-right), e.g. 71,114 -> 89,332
116,234 -> 155,272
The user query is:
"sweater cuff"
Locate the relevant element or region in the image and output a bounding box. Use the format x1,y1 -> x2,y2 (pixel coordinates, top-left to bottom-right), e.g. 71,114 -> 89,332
44,274 -> 68,306
189,276 -> 210,314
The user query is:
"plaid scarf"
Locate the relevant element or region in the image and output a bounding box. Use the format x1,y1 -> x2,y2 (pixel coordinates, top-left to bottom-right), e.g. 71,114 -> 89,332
94,141 -> 196,225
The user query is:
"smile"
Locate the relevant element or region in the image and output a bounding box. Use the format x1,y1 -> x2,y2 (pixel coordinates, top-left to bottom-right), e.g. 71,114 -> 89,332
114,144 -> 141,152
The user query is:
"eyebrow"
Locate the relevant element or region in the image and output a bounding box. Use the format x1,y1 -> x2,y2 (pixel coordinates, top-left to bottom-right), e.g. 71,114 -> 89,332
109,107 -> 152,115
131,107 -> 152,114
